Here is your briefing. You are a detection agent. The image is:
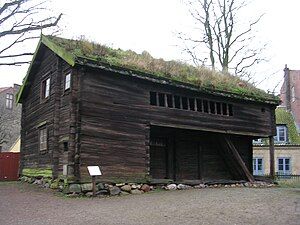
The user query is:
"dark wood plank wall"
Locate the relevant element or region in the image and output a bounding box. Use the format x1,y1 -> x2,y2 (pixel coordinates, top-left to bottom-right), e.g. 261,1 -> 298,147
56,60 -> 72,176
20,48 -> 72,177
79,68 -> 273,181
21,48 -> 58,170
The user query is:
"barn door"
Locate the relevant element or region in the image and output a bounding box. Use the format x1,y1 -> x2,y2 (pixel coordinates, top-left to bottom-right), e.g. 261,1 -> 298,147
176,140 -> 200,181
149,137 -> 168,179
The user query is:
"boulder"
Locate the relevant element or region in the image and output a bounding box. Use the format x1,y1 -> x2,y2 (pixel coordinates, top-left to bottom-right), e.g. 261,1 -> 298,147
177,184 -> 191,190
165,184 -> 177,190
120,191 -> 130,196
85,192 -> 94,197
140,184 -> 150,192
121,185 -> 131,192
97,183 -> 105,190
96,189 -> 109,196
116,183 -> 125,187
69,184 -> 82,193
81,183 -> 93,192
131,189 -> 143,195
109,186 -> 121,196
131,184 -> 138,189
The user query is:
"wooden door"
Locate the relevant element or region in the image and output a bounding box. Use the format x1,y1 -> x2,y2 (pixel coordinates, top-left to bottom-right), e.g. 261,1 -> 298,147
176,140 -> 200,180
150,137 -> 168,179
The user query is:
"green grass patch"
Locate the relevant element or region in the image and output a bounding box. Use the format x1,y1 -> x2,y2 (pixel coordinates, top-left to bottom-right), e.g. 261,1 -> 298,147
277,179 -> 300,188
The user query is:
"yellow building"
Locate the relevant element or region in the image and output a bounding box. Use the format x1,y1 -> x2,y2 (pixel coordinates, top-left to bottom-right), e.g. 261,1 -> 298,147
253,107 -> 300,175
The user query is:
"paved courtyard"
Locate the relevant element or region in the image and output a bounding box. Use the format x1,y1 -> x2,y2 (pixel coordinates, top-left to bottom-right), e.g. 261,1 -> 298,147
0,182 -> 299,225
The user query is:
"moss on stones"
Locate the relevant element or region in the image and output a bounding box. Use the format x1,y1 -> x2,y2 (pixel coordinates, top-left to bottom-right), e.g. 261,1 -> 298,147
22,168 -> 52,178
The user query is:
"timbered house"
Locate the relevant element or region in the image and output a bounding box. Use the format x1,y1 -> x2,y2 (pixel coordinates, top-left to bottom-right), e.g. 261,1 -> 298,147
17,35 -> 280,183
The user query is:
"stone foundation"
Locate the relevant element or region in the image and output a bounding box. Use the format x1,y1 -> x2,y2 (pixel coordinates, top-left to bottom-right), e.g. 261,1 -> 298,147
19,176 -> 277,197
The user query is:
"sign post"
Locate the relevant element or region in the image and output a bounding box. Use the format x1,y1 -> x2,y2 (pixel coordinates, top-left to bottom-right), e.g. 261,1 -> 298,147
87,166 -> 102,197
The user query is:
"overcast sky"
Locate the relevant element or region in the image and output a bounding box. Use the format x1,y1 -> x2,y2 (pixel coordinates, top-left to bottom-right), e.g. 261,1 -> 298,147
1,0 -> 300,94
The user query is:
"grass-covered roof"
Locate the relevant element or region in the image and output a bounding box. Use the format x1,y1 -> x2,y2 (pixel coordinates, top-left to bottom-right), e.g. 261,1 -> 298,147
17,35 -> 280,104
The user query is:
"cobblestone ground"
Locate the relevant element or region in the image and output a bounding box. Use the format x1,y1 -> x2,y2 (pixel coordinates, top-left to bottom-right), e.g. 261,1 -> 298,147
0,182 -> 299,225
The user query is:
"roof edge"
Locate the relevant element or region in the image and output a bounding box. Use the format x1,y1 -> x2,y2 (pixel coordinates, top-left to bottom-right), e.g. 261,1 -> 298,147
16,35 -> 76,103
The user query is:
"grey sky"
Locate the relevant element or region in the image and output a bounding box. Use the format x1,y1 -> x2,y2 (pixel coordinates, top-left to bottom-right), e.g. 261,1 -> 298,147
1,0 -> 299,94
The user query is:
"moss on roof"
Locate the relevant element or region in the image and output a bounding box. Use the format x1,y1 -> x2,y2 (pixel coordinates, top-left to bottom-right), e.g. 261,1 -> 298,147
276,107 -> 300,144
17,35 -> 280,104
47,35 -> 279,103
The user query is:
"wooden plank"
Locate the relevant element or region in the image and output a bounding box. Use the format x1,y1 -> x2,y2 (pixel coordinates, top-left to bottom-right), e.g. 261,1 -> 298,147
224,137 -> 254,182
269,136 -> 275,179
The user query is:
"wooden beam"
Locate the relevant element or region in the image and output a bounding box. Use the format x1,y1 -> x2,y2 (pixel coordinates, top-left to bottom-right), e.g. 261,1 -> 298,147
269,136 -> 275,179
224,137 -> 255,183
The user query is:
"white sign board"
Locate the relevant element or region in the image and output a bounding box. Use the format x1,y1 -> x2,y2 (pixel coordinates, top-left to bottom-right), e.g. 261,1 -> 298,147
87,166 -> 102,176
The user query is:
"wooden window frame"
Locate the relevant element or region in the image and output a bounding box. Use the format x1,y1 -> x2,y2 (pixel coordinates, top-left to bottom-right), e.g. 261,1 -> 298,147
274,125 -> 288,143
277,157 -> 291,175
148,91 -> 233,117
253,157 -> 264,175
41,77 -> 51,101
5,93 -> 13,109
39,126 -> 48,152
64,73 -> 71,91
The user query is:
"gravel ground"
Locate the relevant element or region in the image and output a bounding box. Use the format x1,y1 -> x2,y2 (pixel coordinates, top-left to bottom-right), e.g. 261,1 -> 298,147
0,182 -> 299,225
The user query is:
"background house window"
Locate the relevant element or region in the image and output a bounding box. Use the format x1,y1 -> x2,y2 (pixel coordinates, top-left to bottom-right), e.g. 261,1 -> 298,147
65,73 -> 71,90
6,93 -> 13,109
253,158 -> 263,175
39,127 -> 47,151
274,125 -> 288,143
41,78 -> 50,99
277,158 -> 291,175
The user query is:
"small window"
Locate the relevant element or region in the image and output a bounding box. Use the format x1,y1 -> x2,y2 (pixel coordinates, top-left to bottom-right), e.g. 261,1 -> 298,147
174,95 -> 180,109
277,157 -> 291,175
228,104 -> 233,116
196,99 -> 202,112
166,94 -> 173,108
41,77 -> 50,99
39,127 -> 47,151
222,103 -> 228,115
150,92 -> 157,106
158,93 -> 165,107
65,73 -> 71,90
216,102 -> 221,114
274,125 -> 288,143
209,101 -> 216,114
253,158 -> 264,175
6,93 -> 13,109
182,97 -> 188,110
203,100 -> 209,113
189,98 -> 195,111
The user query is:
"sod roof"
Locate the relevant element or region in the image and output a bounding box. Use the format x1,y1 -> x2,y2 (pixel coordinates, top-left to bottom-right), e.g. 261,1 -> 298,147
17,35 -> 280,104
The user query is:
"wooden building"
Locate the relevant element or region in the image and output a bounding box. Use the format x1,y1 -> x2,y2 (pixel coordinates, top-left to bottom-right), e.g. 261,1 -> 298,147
17,35 -> 279,183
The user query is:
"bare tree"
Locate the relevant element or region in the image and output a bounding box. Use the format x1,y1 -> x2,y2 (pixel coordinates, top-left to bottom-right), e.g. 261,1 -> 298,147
179,0 -> 266,79
0,0 -> 62,66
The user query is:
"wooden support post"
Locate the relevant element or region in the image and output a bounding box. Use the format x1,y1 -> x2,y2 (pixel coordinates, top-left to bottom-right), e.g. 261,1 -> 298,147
224,137 -> 255,183
269,136 -> 275,179
92,176 -> 96,197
